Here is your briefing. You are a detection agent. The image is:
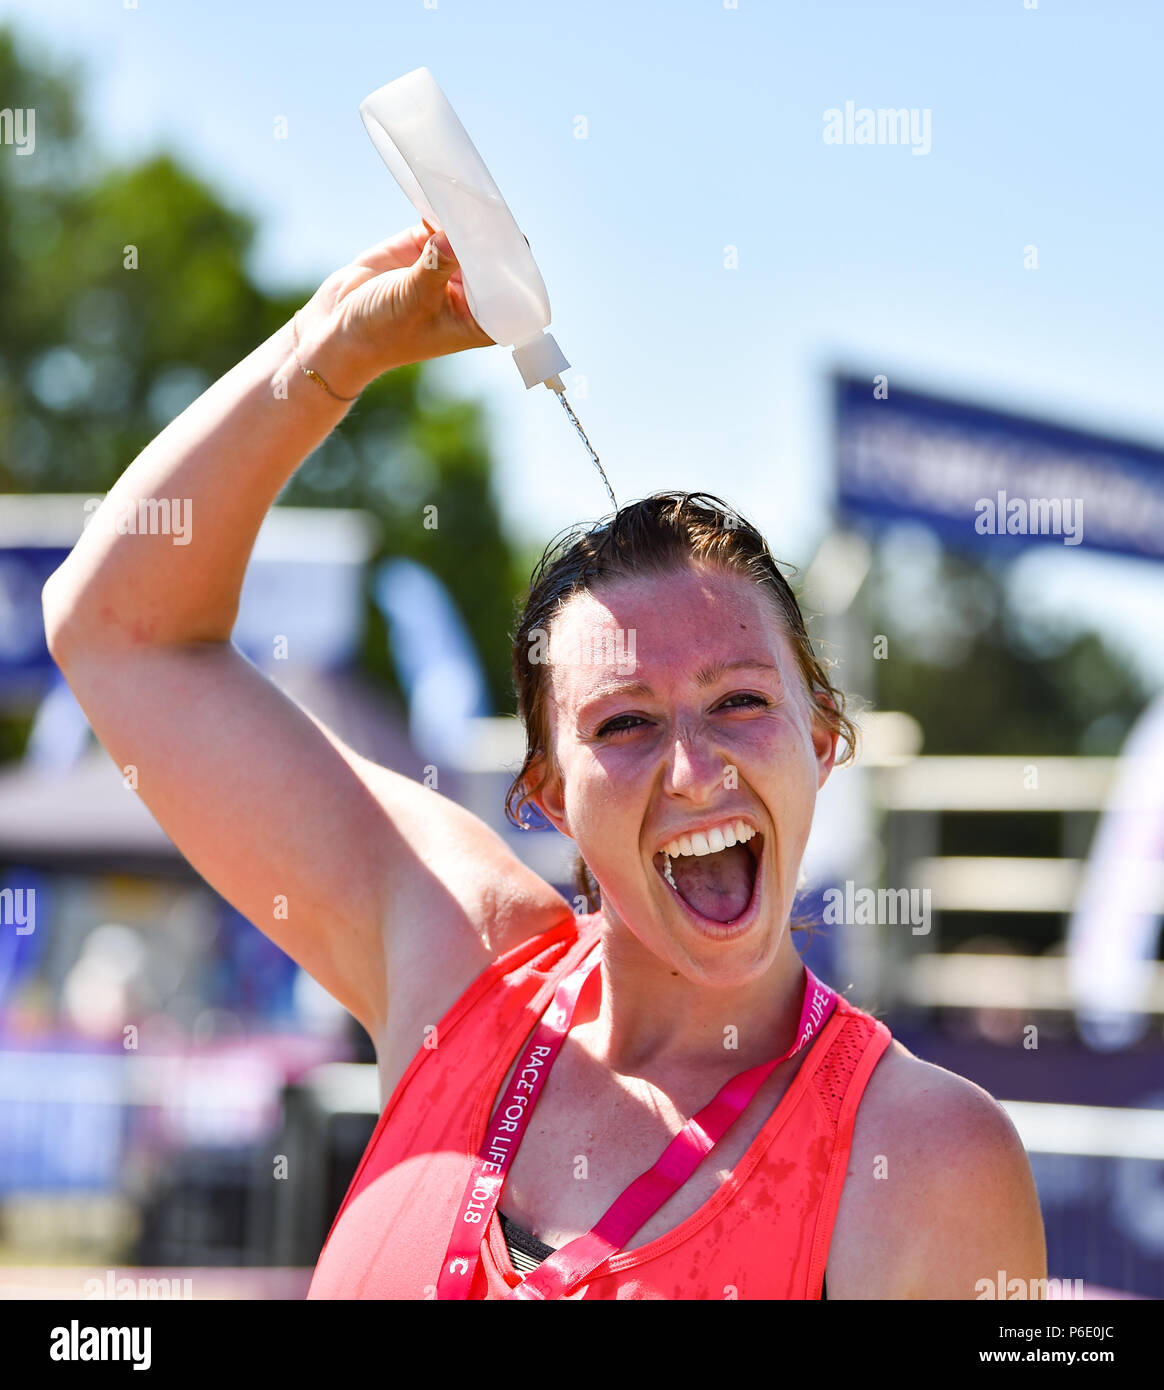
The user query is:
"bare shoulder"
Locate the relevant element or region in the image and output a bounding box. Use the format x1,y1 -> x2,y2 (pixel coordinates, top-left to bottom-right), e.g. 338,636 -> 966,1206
826,1038 -> 1047,1299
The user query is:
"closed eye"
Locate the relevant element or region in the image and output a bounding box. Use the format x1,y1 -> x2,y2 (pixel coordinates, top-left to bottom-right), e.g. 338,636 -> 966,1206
720,693 -> 770,711
595,693 -> 771,739
595,713 -> 647,738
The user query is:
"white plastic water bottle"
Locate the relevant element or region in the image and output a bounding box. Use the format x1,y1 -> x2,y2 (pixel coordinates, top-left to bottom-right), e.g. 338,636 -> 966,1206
360,67 -> 571,394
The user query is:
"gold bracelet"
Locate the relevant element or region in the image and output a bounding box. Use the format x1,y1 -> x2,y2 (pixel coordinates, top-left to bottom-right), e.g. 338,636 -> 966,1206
290,312 -> 360,402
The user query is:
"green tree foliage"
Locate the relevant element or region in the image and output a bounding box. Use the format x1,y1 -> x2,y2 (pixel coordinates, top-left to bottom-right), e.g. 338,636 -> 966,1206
0,24 -> 525,715
863,532 -> 1151,756
857,531 -> 1154,952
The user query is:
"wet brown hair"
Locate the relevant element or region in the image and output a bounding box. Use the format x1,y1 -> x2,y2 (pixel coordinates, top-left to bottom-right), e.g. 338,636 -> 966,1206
505,492 -> 860,916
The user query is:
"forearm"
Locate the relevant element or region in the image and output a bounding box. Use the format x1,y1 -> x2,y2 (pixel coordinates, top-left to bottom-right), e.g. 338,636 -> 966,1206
43,308 -> 372,657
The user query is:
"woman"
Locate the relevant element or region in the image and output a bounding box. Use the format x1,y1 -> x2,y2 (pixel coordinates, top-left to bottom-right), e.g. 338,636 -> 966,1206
42,225 -> 1046,1299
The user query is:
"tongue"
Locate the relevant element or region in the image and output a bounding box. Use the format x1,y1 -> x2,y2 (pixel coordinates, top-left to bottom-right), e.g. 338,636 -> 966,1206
669,843 -> 755,923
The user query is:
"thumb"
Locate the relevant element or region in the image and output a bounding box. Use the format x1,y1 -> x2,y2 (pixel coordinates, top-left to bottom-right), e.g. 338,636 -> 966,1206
416,229 -> 458,283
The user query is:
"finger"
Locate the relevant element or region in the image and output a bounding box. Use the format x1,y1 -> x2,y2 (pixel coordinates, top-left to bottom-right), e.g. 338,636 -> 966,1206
444,279 -> 495,346
351,223 -> 432,274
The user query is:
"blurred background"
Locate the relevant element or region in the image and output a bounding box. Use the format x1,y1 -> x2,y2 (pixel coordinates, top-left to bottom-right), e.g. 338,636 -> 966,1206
1,0 -> 1163,1299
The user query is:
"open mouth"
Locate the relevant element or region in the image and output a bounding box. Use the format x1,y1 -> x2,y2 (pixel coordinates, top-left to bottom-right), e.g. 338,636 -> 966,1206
651,829 -> 763,928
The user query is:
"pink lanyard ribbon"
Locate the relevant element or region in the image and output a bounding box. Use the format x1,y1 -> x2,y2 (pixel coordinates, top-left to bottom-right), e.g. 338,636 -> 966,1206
436,943 -> 837,1300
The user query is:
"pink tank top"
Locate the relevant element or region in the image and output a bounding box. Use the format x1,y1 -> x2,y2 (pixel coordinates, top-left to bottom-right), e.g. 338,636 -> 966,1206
308,910 -> 892,1299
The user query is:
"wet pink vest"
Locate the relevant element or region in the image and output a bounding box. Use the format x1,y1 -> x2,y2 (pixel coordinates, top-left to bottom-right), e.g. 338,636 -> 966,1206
308,910 -> 891,1299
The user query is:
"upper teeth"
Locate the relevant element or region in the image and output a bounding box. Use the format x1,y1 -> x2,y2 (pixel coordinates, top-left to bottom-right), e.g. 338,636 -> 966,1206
661,820 -> 757,858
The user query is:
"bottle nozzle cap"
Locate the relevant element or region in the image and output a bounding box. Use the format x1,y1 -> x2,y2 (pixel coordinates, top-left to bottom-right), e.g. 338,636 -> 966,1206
512,332 -> 570,390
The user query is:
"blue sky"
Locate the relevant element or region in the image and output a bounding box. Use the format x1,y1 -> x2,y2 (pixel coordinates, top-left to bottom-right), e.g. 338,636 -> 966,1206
4,0 -> 1163,688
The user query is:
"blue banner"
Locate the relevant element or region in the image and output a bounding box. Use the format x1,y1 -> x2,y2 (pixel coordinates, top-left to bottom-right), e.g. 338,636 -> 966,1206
834,376 -> 1164,562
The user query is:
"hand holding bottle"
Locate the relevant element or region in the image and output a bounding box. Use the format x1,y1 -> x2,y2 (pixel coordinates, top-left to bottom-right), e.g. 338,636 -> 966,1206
296,221 -> 495,395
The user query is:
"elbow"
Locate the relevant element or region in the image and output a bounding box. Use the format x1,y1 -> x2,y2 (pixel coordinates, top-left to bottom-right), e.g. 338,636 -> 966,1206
41,563 -> 82,668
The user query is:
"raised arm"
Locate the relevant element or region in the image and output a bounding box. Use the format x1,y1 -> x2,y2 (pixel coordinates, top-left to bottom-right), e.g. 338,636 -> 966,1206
41,225 -> 570,1039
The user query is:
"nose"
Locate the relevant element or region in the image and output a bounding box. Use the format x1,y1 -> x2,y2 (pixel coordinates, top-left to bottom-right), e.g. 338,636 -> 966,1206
661,724 -> 731,802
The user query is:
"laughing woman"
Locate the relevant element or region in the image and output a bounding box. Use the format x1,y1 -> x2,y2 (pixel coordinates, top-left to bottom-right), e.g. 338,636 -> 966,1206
42,225 -> 1046,1299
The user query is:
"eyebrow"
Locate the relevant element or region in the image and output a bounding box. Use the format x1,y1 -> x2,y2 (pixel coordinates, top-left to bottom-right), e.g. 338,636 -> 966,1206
580,659 -> 783,706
